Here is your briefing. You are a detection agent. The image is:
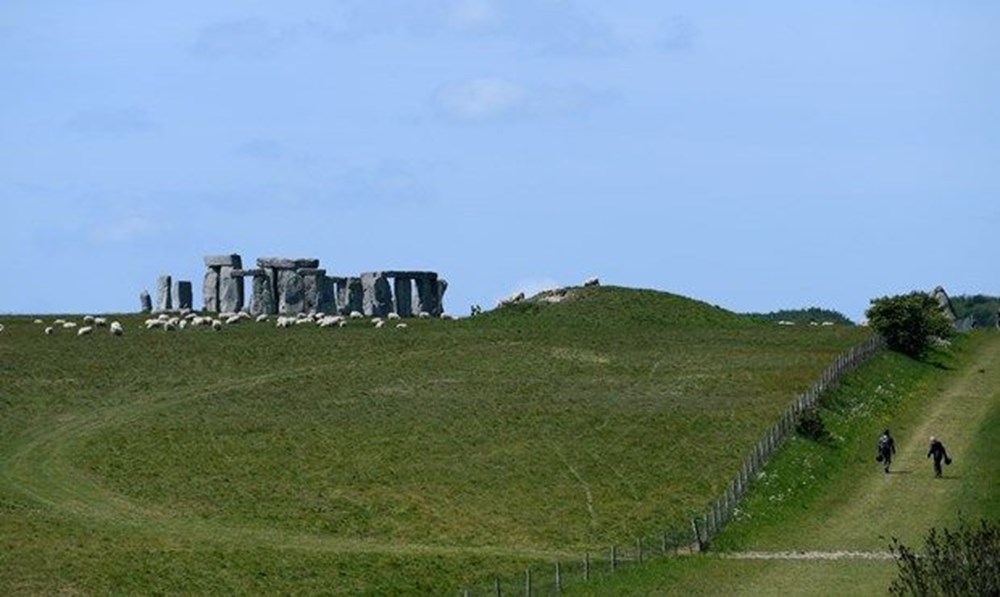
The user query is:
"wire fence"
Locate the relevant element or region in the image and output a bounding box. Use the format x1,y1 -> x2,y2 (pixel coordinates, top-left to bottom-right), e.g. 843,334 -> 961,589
457,334 -> 885,596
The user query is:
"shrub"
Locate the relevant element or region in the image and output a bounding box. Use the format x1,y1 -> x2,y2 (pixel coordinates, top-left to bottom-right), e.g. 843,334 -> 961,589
888,517 -> 1000,596
866,292 -> 953,358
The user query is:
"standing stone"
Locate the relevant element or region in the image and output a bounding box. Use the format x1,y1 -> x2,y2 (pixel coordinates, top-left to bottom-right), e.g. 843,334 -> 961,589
298,268 -> 326,314
361,272 -> 392,317
203,269 -> 220,312
414,273 -> 440,316
218,255 -> 244,313
333,277 -> 362,314
156,275 -> 172,312
175,281 -> 193,310
139,290 -> 152,313
318,276 -> 337,314
393,276 -> 414,318
436,278 -> 448,316
277,270 -> 305,314
234,269 -> 272,316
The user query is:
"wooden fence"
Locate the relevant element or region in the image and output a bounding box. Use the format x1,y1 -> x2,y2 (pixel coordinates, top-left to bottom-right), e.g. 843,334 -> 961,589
460,334 -> 885,596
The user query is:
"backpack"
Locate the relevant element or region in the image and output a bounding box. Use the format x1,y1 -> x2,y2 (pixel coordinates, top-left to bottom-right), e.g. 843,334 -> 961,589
878,434 -> 890,453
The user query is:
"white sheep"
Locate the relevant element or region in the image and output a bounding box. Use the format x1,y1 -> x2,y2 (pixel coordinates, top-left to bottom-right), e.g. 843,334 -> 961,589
387,312 -> 400,320
110,321 -> 124,336
276,317 -> 294,328
158,313 -> 170,322
211,319 -> 223,331
63,321 -> 78,329
94,317 -> 107,327
226,315 -> 241,325
164,321 -> 177,332
83,315 -> 95,324
440,313 -> 454,320
349,311 -> 364,319
295,317 -> 313,326
255,314 -> 268,323
179,319 -> 189,330
395,323 -> 408,329
374,320 -> 385,328
53,319 -> 66,325
371,317 -> 384,325
44,326 -> 54,335
77,326 -> 93,336
33,319 -> 43,324
583,276 -> 600,287
0,323 -> 4,333
418,311 -> 431,319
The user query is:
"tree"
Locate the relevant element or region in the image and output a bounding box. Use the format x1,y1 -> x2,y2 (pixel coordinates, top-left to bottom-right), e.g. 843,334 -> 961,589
888,518 -> 1000,596
865,291 -> 953,358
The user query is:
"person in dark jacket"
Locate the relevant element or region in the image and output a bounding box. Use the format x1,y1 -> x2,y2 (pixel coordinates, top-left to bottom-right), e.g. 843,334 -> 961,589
877,429 -> 896,473
927,436 -> 951,478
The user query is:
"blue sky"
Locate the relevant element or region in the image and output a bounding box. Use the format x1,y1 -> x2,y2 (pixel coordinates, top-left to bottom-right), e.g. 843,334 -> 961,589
2,2 -> 997,321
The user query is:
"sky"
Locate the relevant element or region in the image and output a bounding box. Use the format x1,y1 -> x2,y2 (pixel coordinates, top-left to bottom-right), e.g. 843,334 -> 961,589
2,1 -> 998,322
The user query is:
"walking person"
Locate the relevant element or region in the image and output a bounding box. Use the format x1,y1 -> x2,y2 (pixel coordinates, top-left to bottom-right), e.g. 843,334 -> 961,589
877,429 -> 896,474
927,436 -> 952,478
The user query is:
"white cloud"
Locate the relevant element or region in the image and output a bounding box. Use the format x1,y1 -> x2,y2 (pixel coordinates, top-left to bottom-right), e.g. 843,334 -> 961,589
432,77 -> 615,123
192,18 -> 296,60
433,77 -> 528,122
65,107 -> 156,135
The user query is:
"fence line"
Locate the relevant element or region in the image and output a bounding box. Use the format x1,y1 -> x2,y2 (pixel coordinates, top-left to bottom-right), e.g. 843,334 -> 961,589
460,334 -> 885,596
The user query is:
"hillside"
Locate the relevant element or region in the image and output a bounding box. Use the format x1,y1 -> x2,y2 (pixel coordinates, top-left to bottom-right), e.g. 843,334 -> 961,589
0,286 -> 871,594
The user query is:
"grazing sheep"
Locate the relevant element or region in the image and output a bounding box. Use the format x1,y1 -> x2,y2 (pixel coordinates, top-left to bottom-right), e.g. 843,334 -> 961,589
349,311 -> 364,319
63,321 -> 78,329
33,319 -> 43,324
145,318 -> 161,330
395,323 -> 408,329
110,321 -> 123,336
238,311 -> 252,320
255,314 -> 268,323
179,319 -> 189,330
777,320 -> 795,326
276,317 -> 295,328
418,311 -> 431,319
53,319 -> 66,325
77,326 -> 93,336
583,276 -> 600,287
371,317 -> 384,325
45,326 -> 54,335
94,317 -> 107,327
387,312 -> 400,320
821,321 -> 835,326
440,313 -> 454,320
158,313 -> 170,322
0,323 -> 4,333
295,317 -> 313,326
164,321 -> 177,332
374,320 -> 385,328
180,308 -> 192,317
83,315 -> 95,324
211,319 -> 223,331
225,315 -> 241,325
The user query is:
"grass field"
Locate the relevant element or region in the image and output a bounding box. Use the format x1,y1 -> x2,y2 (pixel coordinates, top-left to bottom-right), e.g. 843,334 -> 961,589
0,287 -> 872,594
568,330 -> 1000,596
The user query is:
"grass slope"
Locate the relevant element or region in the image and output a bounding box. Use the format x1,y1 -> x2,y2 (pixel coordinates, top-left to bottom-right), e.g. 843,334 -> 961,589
568,331 -> 1000,596
0,287 -> 869,594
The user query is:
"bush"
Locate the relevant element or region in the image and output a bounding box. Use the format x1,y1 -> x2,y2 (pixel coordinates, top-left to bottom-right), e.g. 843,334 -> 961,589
866,292 -> 953,358
888,517 -> 1000,596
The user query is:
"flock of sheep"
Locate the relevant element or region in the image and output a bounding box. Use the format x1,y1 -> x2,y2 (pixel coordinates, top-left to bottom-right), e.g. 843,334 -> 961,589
0,308 -> 458,339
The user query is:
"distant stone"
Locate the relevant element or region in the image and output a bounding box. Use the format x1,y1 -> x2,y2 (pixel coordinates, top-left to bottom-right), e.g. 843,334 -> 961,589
583,277 -> 600,287
277,270 -> 305,314
156,275 -> 172,311
175,280 -> 193,310
204,254 -> 242,267
414,273 -> 441,316
139,290 -> 152,313
257,257 -> 320,270
299,269 -> 326,313
361,272 -> 393,317
203,269 -> 219,312
393,276 -> 414,318
249,271 -> 275,315
218,265 -> 244,313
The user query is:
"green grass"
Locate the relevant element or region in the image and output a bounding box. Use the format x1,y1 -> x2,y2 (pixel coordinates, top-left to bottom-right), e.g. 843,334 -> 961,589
0,287 -> 871,594
563,331 -> 1000,596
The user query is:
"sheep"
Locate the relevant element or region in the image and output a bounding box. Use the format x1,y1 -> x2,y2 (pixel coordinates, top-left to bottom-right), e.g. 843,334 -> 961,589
0,323 -> 4,333
77,326 -> 93,336
83,315 -> 95,324
163,321 -> 177,332
225,315 -> 241,325
583,276 -> 600,287
94,317 -> 107,327
418,311 -> 431,319
295,317 -> 313,326
276,316 -> 295,328
110,321 -> 124,336
371,317 -> 384,325
821,321 -> 835,326
395,323 -> 408,329
184,312 -> 198,320
158,313 -> 170,322
145,318 -> 161,330
387,312 -> 400,320
374,320 -> 385,328
53,319 -> 66,325
255,314 -> 268,323
777,320 -> 795,326
44,326 -> 54,335
238,311 -> 252,320
179,319 -> 189,330
33,319 -> 43,324
349,311 -> 364,319
211,319 -> 223,331
440,313 -> 454,320
180,308 -> 192,317
62,321 -> 78,329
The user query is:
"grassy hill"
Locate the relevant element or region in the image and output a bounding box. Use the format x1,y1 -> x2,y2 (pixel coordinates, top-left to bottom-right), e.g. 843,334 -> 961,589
0,286 -> 871,594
